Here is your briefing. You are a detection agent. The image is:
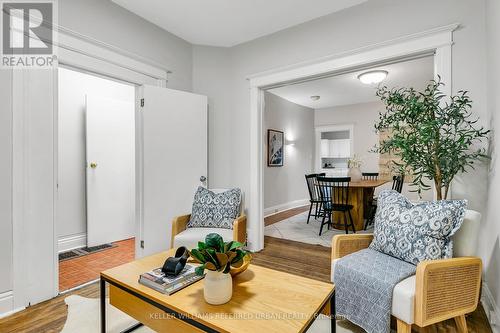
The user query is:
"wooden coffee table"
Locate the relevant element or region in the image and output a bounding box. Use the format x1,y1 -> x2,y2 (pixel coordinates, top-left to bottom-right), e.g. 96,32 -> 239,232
100,249 -> 335,333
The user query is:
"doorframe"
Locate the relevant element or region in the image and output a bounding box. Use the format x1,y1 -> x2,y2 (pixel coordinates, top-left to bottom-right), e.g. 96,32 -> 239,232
315,124 -> 354,172
54,29 -> 168,284
11,25 -> 169,312
246,23 -> 459,252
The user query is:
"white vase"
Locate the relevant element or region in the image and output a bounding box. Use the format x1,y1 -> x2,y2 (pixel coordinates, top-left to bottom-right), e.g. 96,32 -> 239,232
203,270 -> 233,305
348,167 -> 362,182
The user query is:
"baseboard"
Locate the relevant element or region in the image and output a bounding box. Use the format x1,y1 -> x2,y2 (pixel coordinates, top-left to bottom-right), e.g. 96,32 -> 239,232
264,199 -> 309,217
58,233 -> 87,253
482,282 -> 500,333
0,290 -> 24,319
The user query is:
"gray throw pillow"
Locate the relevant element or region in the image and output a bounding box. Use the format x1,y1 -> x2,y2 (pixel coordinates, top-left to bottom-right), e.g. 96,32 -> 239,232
369,190 -> 467,265
187,187 -> 242,230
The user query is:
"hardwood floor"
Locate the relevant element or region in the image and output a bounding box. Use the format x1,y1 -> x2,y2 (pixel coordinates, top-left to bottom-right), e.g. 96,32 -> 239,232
264,205 -> 309,226
253,236 -> 331,282
0,283 -> 102,333
0,207 -> 492,333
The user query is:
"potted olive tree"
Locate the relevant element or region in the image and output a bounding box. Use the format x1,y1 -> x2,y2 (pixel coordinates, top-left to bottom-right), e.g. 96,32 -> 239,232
374,79 -> 489,200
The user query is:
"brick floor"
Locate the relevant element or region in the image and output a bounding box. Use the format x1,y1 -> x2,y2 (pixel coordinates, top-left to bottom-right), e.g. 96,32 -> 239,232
59,238 -> 135,292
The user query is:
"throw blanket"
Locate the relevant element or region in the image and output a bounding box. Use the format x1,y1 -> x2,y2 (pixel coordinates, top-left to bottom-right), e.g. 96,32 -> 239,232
333,249 -> 416,333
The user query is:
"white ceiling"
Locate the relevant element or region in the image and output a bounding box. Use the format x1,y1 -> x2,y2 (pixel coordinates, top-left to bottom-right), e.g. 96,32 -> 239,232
111,0 -> 368,47
268,56 -> 435,109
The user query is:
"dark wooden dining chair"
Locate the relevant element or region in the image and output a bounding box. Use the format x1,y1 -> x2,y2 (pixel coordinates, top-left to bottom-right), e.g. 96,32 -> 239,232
362,172 -> 379,180
392,174 -> 405,193
316,177 -> 355,235
362,172 -> 379,230
304,173 -> 326,224
364,174 -> 405,230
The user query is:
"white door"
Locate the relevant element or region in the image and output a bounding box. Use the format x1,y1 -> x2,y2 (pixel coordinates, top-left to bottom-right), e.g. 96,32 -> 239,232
86,95 -> 136,247
138,86 -> 208,257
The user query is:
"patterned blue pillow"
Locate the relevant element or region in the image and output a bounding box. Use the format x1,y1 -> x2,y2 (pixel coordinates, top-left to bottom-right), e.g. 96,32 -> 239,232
187,187 -> 241,230
369,190 -> 467,265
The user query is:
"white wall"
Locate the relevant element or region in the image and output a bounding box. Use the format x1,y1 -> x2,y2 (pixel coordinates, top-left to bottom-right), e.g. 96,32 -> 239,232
192,46 -> 234,188
57,67 -> 135,249
263,92 -> 314,212
482,0 -> 500,323
315,101 -> 381,173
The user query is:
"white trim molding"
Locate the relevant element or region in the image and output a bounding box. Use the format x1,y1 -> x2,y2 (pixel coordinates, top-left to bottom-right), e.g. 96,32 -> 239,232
0,290 -> 24,319
10,23 -> 169,316
56,27 -> 167,86
247,23 -> 459,86
0,291 -> 14,319
247,24 -> 459,251
482,283 -> 500,333
264,199 -> 309,217
57,26 -> 171,78
57,233 -> 87,253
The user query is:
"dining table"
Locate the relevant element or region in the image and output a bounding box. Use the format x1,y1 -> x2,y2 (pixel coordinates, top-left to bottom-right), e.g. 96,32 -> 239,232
330,178 -> 389,231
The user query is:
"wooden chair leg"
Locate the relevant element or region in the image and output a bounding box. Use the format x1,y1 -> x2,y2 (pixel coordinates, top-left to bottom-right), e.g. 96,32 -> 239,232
397,319 -> 412,333
454,315 -> 468,333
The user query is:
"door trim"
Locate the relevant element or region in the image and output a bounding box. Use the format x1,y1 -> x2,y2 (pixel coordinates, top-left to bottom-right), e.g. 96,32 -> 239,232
11,25 -> 169,315
247,23 -> 458,252
315,124 -> 354,172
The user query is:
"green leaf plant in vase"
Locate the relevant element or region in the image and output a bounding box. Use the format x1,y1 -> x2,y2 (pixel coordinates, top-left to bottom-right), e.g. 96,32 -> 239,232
189,233 -> 250,305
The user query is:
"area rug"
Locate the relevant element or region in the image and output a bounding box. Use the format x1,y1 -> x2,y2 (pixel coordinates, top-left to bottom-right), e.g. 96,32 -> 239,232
61,295 -> 153,333
61,294 -> 364,332
265,211 -> 371,247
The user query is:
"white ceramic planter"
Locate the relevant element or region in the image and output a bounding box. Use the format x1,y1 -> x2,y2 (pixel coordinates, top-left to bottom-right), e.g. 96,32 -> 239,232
348,167 -> 362,182
203,270 -> 233,305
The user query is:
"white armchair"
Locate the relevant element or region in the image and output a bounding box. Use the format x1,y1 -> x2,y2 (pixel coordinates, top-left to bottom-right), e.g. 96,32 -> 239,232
331,210 -> 482,333
170,189 -> 246,250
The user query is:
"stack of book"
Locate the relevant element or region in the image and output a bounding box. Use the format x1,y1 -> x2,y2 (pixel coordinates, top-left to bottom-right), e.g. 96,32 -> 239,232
139,264 -> 203,295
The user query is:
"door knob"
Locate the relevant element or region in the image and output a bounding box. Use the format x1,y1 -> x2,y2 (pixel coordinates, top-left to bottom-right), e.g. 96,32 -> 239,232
200,176 -> 207,182
90,162 -> 98,169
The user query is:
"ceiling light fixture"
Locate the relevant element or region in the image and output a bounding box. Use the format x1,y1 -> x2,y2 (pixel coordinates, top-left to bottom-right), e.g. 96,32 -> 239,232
357,70 -> 388,85
310,95 -> 321,101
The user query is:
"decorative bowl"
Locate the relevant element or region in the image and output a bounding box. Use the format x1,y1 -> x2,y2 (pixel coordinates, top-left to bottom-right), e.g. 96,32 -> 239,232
229,253 -> 252,277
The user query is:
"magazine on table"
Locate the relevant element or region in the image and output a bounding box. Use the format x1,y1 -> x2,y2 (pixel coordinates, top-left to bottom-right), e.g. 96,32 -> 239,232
139,264 -> 203,295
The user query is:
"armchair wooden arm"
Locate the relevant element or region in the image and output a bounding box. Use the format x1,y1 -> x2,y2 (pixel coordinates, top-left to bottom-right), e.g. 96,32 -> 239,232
233,214 -> 247,245
414,257 -> 482,329
331,234 -> 374,260
170,214 -> 191,248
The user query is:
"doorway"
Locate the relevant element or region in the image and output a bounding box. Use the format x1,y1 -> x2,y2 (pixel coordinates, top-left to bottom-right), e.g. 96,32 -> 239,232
249,25 -> 457,252
57,66 -> 136,292
261,56 -> 435,248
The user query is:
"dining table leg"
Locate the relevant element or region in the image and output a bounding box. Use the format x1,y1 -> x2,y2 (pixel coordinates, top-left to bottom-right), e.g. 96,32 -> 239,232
332,187 -> 364,231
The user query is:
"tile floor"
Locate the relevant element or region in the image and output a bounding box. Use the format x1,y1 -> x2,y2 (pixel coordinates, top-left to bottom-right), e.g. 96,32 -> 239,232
59,238 -> 135,292
265,211 -> 371,247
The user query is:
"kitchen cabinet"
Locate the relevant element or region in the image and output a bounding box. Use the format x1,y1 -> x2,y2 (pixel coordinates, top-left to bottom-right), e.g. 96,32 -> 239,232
320,139 -> 351,158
